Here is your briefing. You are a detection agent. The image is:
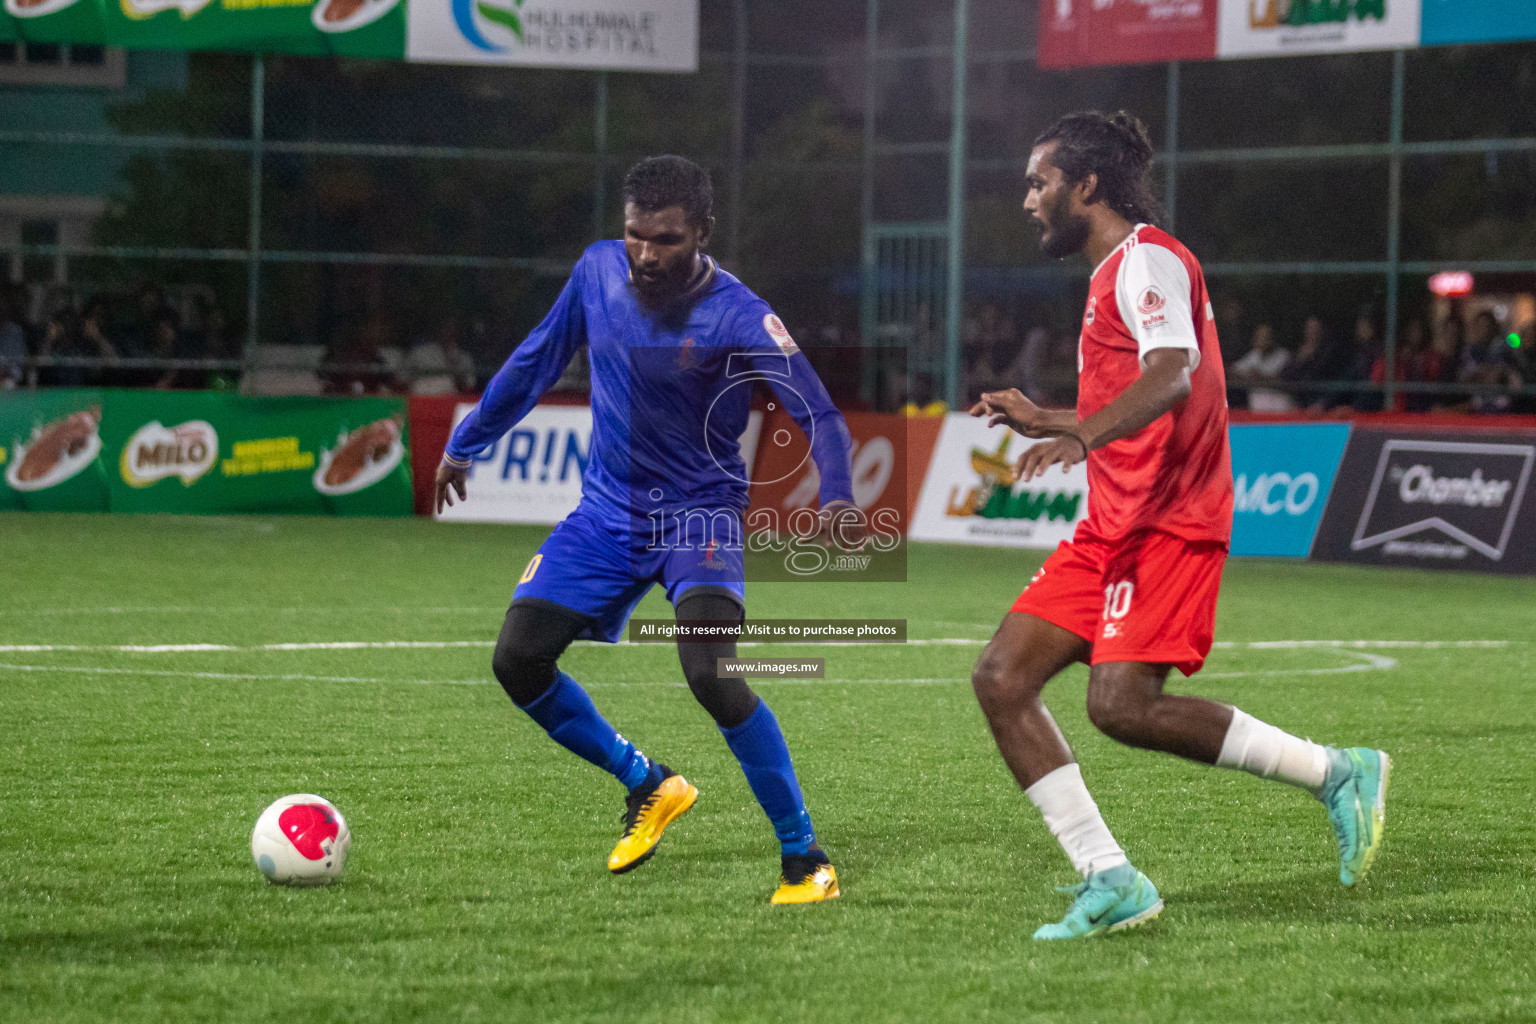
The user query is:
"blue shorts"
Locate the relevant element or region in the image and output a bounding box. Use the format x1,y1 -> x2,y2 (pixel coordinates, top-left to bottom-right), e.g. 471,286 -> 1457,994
511,506 -> 746,643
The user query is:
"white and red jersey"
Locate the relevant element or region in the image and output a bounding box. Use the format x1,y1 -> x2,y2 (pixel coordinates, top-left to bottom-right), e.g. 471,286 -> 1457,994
1076,223 -> 1233,547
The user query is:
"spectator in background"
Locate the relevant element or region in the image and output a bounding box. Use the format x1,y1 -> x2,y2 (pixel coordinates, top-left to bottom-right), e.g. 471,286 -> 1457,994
324,313 -> 396,395
407,316 -> 477,396
1230,322 -> 1294,412
121,284 -> 171,359
1401,317 -> 1438,412
1346,312 -> 1385,412
1423,314 -> 1466,410
183,293 -> 235,390
1005,322 -> 1055,405
1,286 -> 29,389
145,310 -> 194,390
963,302 -> 1016,399
39,296 -> 117,387
1214,295 -> 1249,364
1281,314 -> 1343,410
1459,309 -> 1521,413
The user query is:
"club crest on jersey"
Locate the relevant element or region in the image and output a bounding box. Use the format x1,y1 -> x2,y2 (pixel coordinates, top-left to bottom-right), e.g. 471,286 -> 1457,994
1137,287 -> 1166,315
1084,296 -> 1097,326
763,314 -> 799,354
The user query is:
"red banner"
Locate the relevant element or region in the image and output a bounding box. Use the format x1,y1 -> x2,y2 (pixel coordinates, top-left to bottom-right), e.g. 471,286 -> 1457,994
746,412 -> 942,533
1038,0 -> 1217,70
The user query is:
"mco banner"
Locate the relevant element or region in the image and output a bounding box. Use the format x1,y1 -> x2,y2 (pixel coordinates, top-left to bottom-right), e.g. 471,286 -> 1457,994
1229,422 -> 1350,557
0,389 -> 411,515
1312,427 -> 1536,574
1,0 -> 698,71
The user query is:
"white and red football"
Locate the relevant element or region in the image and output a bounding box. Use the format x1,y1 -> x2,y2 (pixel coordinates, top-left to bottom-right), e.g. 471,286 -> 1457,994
250,794 -> 351,887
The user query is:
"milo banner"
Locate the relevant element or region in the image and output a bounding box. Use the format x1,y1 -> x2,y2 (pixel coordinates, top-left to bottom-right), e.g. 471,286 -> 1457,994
0,0 -> 699,71
0,389 -> 412,516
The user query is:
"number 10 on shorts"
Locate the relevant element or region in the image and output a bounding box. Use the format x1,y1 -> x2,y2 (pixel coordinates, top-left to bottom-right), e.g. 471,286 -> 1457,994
1101,581 -> 1134,638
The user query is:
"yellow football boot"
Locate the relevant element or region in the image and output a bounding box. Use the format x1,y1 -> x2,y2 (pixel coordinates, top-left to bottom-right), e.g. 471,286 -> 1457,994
607,766 -> 698,874
770,852 -> 840,904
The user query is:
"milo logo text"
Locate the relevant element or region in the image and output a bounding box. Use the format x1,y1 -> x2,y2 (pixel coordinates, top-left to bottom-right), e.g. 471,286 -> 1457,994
120,420 -> 219,488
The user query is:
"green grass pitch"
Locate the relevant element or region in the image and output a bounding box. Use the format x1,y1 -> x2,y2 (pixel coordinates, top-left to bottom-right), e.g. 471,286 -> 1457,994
2,512 -> 1533,1023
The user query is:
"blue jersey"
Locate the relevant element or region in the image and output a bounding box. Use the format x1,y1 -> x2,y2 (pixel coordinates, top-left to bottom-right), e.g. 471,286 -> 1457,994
446,241 -> 854,531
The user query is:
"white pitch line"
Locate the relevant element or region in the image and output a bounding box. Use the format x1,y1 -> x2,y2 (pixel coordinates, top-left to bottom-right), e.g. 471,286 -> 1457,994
0,662 -> 385,684
0,606 -> 506,618
1201,650 -> 1398,678
1214,639 -> 1510,649
0,637 -> 1516,655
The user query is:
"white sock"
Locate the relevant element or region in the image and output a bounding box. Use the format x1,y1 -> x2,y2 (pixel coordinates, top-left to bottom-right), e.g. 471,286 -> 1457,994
1216,708 -> 1330,796
1024,762 -> 1129,879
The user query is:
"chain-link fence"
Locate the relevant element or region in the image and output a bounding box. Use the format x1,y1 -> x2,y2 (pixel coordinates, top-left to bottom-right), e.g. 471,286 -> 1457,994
4,2 -> 1536,414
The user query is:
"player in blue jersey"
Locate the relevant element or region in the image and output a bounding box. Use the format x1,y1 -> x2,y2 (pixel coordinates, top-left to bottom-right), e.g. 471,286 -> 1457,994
435,156 -> 853,903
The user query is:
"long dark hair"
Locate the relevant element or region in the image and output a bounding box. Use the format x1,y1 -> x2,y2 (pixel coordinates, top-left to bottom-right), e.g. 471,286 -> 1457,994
1034,111 -> 1161,226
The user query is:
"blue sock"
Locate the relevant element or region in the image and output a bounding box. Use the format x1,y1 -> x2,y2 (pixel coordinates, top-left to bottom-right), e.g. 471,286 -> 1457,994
720,700 -> 816,856
520,671 -> 657,791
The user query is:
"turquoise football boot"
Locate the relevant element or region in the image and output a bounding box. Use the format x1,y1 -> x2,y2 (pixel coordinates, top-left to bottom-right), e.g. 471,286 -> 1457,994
1322,747 -> 1392,886
1033,863 -> 1163,940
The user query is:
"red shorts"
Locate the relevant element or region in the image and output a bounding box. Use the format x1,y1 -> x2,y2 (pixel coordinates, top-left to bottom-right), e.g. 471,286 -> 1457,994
1010,529 -> 1227,676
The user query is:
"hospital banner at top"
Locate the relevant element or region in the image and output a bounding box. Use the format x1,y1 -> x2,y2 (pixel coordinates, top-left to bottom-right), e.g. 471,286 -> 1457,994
0,0 -> 698,71
1040,0 -> 1533,70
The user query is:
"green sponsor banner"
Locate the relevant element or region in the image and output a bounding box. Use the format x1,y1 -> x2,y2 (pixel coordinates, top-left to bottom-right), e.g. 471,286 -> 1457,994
0,389 -> 412,516
0,390 -> 112,512
1,0 -> 699,70
0,0 -> 406,58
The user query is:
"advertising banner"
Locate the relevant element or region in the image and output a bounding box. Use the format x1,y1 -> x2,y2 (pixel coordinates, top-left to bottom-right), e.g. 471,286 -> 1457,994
1420,0 -> 1536,45
0,0 -> 698,71
1216,0 -> 1420,59
1229,422 -> 1350,557
432,402 -> 761,525
1312,427 -> 1536,574
406,0 -> 697,71
435,402 -> 592,524
0,389 -> 412,515
909,413 -> 1089,549
1038,0 -> 1217,70
746,412 -> 941,531
0,390 -> 110,513
0,0 -> 404,57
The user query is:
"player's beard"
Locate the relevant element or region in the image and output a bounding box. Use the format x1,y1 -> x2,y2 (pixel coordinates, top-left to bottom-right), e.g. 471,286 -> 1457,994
1038,190 -> 1091,259
629,253 -> 697,310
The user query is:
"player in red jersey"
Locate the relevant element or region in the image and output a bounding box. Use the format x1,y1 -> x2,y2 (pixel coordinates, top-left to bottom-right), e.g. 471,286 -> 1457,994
968,112 -> 1391,939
